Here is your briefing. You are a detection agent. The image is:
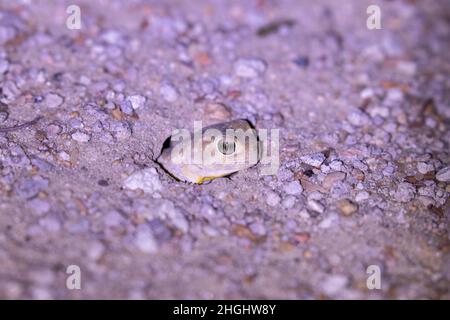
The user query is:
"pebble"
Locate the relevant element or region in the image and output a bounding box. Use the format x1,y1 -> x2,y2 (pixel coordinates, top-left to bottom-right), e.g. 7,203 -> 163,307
16,176 -> 49,199
282,195 -> 296,209
249,221 -> 266,236
355,191 -> 370,202
204,102 -> 232,121
160,83 -> 179,102
329,160 -> 343,171
44,93 -> 64,109
126,95 -> 146,110
323,172 -> 346,189
71,131 -> 91,143
307,199 -> 324,214
234,58 -> 267,78
417,162 -> 434,174
27,198 -> 50,216
318,213 -> 338,229
417,195 -> 435,207
321,274 -> 348,296
338,199 -> 358,216
110,121 -> 132,141
0,58 -> 9,74
39,215 -> 61,232
123,167 -> 162,194
435,166 -> 450,182
347,109 -> 371,127
134,226 -> 158,253
120,100 -> 134,115
266,191 -> 281,206
300,152 -> 325,167
393,182 -> 415,203
58,151 -> 70,161
283,180 -> 303,195
86,241 -> 105,260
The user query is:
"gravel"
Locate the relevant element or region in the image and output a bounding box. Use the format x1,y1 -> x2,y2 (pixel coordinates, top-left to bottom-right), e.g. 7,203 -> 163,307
234,58 -> 267,78
435,166 -> 450,182
123,168 -> 162,194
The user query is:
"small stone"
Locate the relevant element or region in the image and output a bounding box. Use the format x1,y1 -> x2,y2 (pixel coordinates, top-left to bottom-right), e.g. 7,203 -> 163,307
329,160 -> 343,171
134,226 -> 158,253
46,123 -> 62,136
355,191 -> 370,202
249,221 -> 266,236
347,109 -> 371,127
266,191 -> 281,206
417,196 -> 435,207
110,121 -> 132,141
338,199 -> 358,216
0,58 -> 9,74
393,182 -> 415,203
27,198 -> 50,216
368,106 -> 389,118
39,215 -> 61,232
323,172 -> 346,189
321,274 -> 348,296
234,58 -> 267,78
204,102 -> 232,122
126,95 -> 146,110
307,199 -> 324,214
58,151 -> 70,161
71,131 -> 91,143
417,162 -> 434,174
384,88 -> 404,104
282,195 -> 296,209
160,83 -> 178,102
318,213 -> 338,229
86,241 -> 105,260
16,176 -> 49,199
120,100 -> 134,115
123,167 -> 162,194
435,166 -> 450,182
283,180 -> 303,195
300,152 -> 325,167
44,93 -> 64,109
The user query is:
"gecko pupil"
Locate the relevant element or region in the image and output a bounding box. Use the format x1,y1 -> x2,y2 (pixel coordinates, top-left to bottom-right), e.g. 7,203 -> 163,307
218,139 -> 236,155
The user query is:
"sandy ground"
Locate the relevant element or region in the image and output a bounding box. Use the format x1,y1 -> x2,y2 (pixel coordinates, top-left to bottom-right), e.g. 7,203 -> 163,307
0,0 -> 449,299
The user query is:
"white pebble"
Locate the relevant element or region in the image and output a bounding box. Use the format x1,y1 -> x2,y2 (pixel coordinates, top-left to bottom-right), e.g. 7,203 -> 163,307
436,166 -> 450,182
417,162 -> 434,174
71,131 -> 91,143
300,152 -> 325,167
160,83 -> 178,102
123,167 -> 162,194
134,226 -> 158,253
266,191 -> 281,207
126,95 -> 146,110
355,191 -> 370,202
45,93 -> 64,109
393,182 -> 415,203
307,199 -> 324,214
234,58 -> 267,78
283,180 -> 303,195
321,275 -> 348,296
282,195 -> 296,209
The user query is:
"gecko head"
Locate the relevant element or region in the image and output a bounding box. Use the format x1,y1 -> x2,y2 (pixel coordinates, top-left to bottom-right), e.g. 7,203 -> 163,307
157,119 -> 260,183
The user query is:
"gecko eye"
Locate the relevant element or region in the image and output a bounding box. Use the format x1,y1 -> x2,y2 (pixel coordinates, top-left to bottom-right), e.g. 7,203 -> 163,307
217,139 -> 236,155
